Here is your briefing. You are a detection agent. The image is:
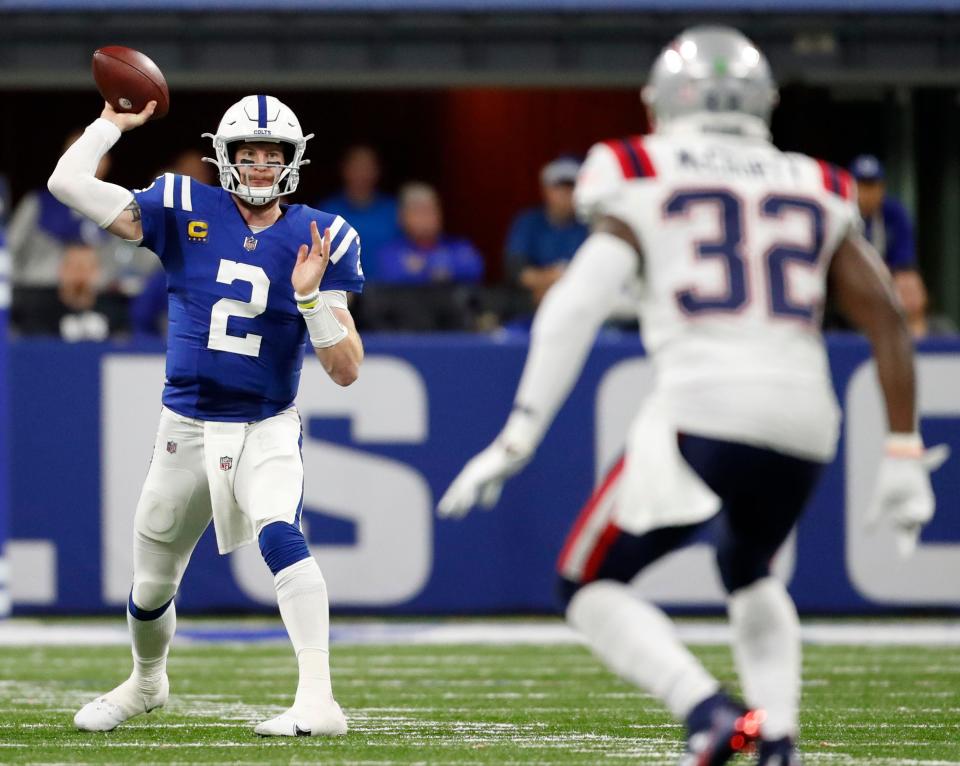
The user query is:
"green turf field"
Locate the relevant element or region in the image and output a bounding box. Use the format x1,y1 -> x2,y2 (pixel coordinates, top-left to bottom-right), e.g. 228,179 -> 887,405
1,641 -> 958,764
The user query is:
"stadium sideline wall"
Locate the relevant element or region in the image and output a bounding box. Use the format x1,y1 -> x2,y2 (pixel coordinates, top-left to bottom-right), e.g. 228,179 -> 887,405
6,335 -> 960,615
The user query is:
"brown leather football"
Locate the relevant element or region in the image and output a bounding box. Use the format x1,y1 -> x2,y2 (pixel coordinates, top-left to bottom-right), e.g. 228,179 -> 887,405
92,46 -> 169,120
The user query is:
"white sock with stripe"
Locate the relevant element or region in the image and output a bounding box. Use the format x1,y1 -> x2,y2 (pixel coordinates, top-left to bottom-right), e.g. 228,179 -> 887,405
567,580 -> 719,719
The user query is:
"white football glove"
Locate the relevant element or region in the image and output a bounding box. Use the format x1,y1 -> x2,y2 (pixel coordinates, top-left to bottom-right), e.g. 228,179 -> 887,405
437,410 -> 541,519
865,435 -> 949,557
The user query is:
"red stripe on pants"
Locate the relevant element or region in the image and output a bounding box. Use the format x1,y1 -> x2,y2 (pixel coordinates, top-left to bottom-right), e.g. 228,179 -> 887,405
556,457 -> 625,572
581,522 -> 622,582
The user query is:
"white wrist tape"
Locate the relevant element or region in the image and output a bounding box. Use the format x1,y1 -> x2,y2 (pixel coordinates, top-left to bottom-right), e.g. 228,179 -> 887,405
886,432 -> 924,458
296,289 -> 348,348
47,118 -> 134,229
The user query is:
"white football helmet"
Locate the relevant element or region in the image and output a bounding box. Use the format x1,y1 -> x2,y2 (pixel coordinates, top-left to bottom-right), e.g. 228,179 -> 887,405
202,95 -> 314,206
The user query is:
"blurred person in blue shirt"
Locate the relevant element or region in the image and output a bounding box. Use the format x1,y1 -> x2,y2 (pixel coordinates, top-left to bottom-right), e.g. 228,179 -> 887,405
504,155 -> 588,307
849,154 -> 941,325
376,182 -> 483,284
319,145 -> 398,280
849,154 -> 916,272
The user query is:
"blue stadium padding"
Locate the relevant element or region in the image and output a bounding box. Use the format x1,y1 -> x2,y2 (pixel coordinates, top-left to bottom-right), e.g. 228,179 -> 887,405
0,229 -> 9,618
7,334 -> 960,615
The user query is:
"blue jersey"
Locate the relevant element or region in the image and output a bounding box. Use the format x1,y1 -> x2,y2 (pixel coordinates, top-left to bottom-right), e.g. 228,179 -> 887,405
135,173 -> 364,422
504,207 -> 588,271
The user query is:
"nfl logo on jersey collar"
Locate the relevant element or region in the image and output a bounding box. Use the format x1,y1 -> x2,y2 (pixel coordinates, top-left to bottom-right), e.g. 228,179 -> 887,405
243,236 -> 258,252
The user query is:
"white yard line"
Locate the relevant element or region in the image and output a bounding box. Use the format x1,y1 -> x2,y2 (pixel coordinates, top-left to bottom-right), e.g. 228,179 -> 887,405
0,618 -> 958,647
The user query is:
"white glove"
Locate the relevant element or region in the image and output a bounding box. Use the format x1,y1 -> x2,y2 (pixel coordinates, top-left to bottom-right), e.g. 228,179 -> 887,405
437,409 -> 541,519
866,434 -> 949,557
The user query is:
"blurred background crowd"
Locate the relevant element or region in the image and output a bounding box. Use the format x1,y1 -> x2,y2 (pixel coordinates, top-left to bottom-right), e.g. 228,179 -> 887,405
1,112 -> 956,341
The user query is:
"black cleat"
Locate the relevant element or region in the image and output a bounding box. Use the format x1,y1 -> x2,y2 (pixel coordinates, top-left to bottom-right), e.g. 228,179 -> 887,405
756,736 -> 800,765
679,693 -> 765,766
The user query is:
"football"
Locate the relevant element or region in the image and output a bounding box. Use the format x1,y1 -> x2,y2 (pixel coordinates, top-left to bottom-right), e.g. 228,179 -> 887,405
92,46 -> 169,120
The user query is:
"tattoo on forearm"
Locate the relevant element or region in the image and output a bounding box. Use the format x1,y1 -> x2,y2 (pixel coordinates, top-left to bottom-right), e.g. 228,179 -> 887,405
125,201 -> 142,223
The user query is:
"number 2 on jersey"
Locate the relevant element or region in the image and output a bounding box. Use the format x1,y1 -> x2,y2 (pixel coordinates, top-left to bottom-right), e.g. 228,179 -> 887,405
208,260 -> 269,357
666,189 -> 825,323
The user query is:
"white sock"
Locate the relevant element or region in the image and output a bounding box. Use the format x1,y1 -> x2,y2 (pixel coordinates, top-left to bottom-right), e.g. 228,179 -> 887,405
728,577 -> 800,740
127,601 -> 175,692
275,557 -> 333,704
567,580 -> 719,719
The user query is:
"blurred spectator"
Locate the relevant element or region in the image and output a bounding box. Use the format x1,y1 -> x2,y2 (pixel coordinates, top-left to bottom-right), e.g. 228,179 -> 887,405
375,183 -> 484,284
169,148 -> 218,186
58,245 -> 109,340
319,145 -> 399,280
849,154 -> 922,312
13,244 -> 126,341
894,269 -> 957,339
814,155 -> 936,335
9,129 -> 110,289
850,155 -> 915,272
505,156 -> 588,307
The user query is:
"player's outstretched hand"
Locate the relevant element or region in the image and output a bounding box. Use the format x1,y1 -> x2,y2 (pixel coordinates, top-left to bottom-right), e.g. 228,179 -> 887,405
292,221 -> 331,296
100,100 -> 156,133
865,440 -> 949,557
438,439 -> 533,519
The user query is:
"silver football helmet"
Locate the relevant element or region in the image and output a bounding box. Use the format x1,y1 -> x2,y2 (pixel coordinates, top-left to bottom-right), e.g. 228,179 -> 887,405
642,26 -> 778,136
202,95 -> 314,206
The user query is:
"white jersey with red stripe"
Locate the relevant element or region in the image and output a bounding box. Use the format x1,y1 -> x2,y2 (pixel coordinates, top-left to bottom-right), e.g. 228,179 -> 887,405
575,127 -> 860,462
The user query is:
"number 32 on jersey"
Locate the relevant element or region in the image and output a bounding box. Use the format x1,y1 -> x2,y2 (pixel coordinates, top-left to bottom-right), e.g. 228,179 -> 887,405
666,189 -> 825,324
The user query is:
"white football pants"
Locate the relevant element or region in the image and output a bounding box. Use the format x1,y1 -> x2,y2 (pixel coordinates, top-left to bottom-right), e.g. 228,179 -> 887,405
130,406 -> 304,611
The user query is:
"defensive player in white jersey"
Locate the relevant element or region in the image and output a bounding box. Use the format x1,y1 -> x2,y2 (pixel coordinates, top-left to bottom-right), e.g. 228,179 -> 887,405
439,27 -> 946,766
47,95 -> 365,737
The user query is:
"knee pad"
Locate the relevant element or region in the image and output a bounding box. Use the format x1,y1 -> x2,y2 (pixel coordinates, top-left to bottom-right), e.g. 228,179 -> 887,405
129,582 -> 176,619
258,520 -> 311,576
134,468 -> 196,543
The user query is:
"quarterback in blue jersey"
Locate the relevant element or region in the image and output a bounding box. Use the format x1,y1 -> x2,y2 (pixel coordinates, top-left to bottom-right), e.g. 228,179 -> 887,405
48,95 -> 363,737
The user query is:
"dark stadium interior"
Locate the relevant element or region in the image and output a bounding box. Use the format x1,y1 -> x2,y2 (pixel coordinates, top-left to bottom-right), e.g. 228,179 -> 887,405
1,85 -> 951,291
